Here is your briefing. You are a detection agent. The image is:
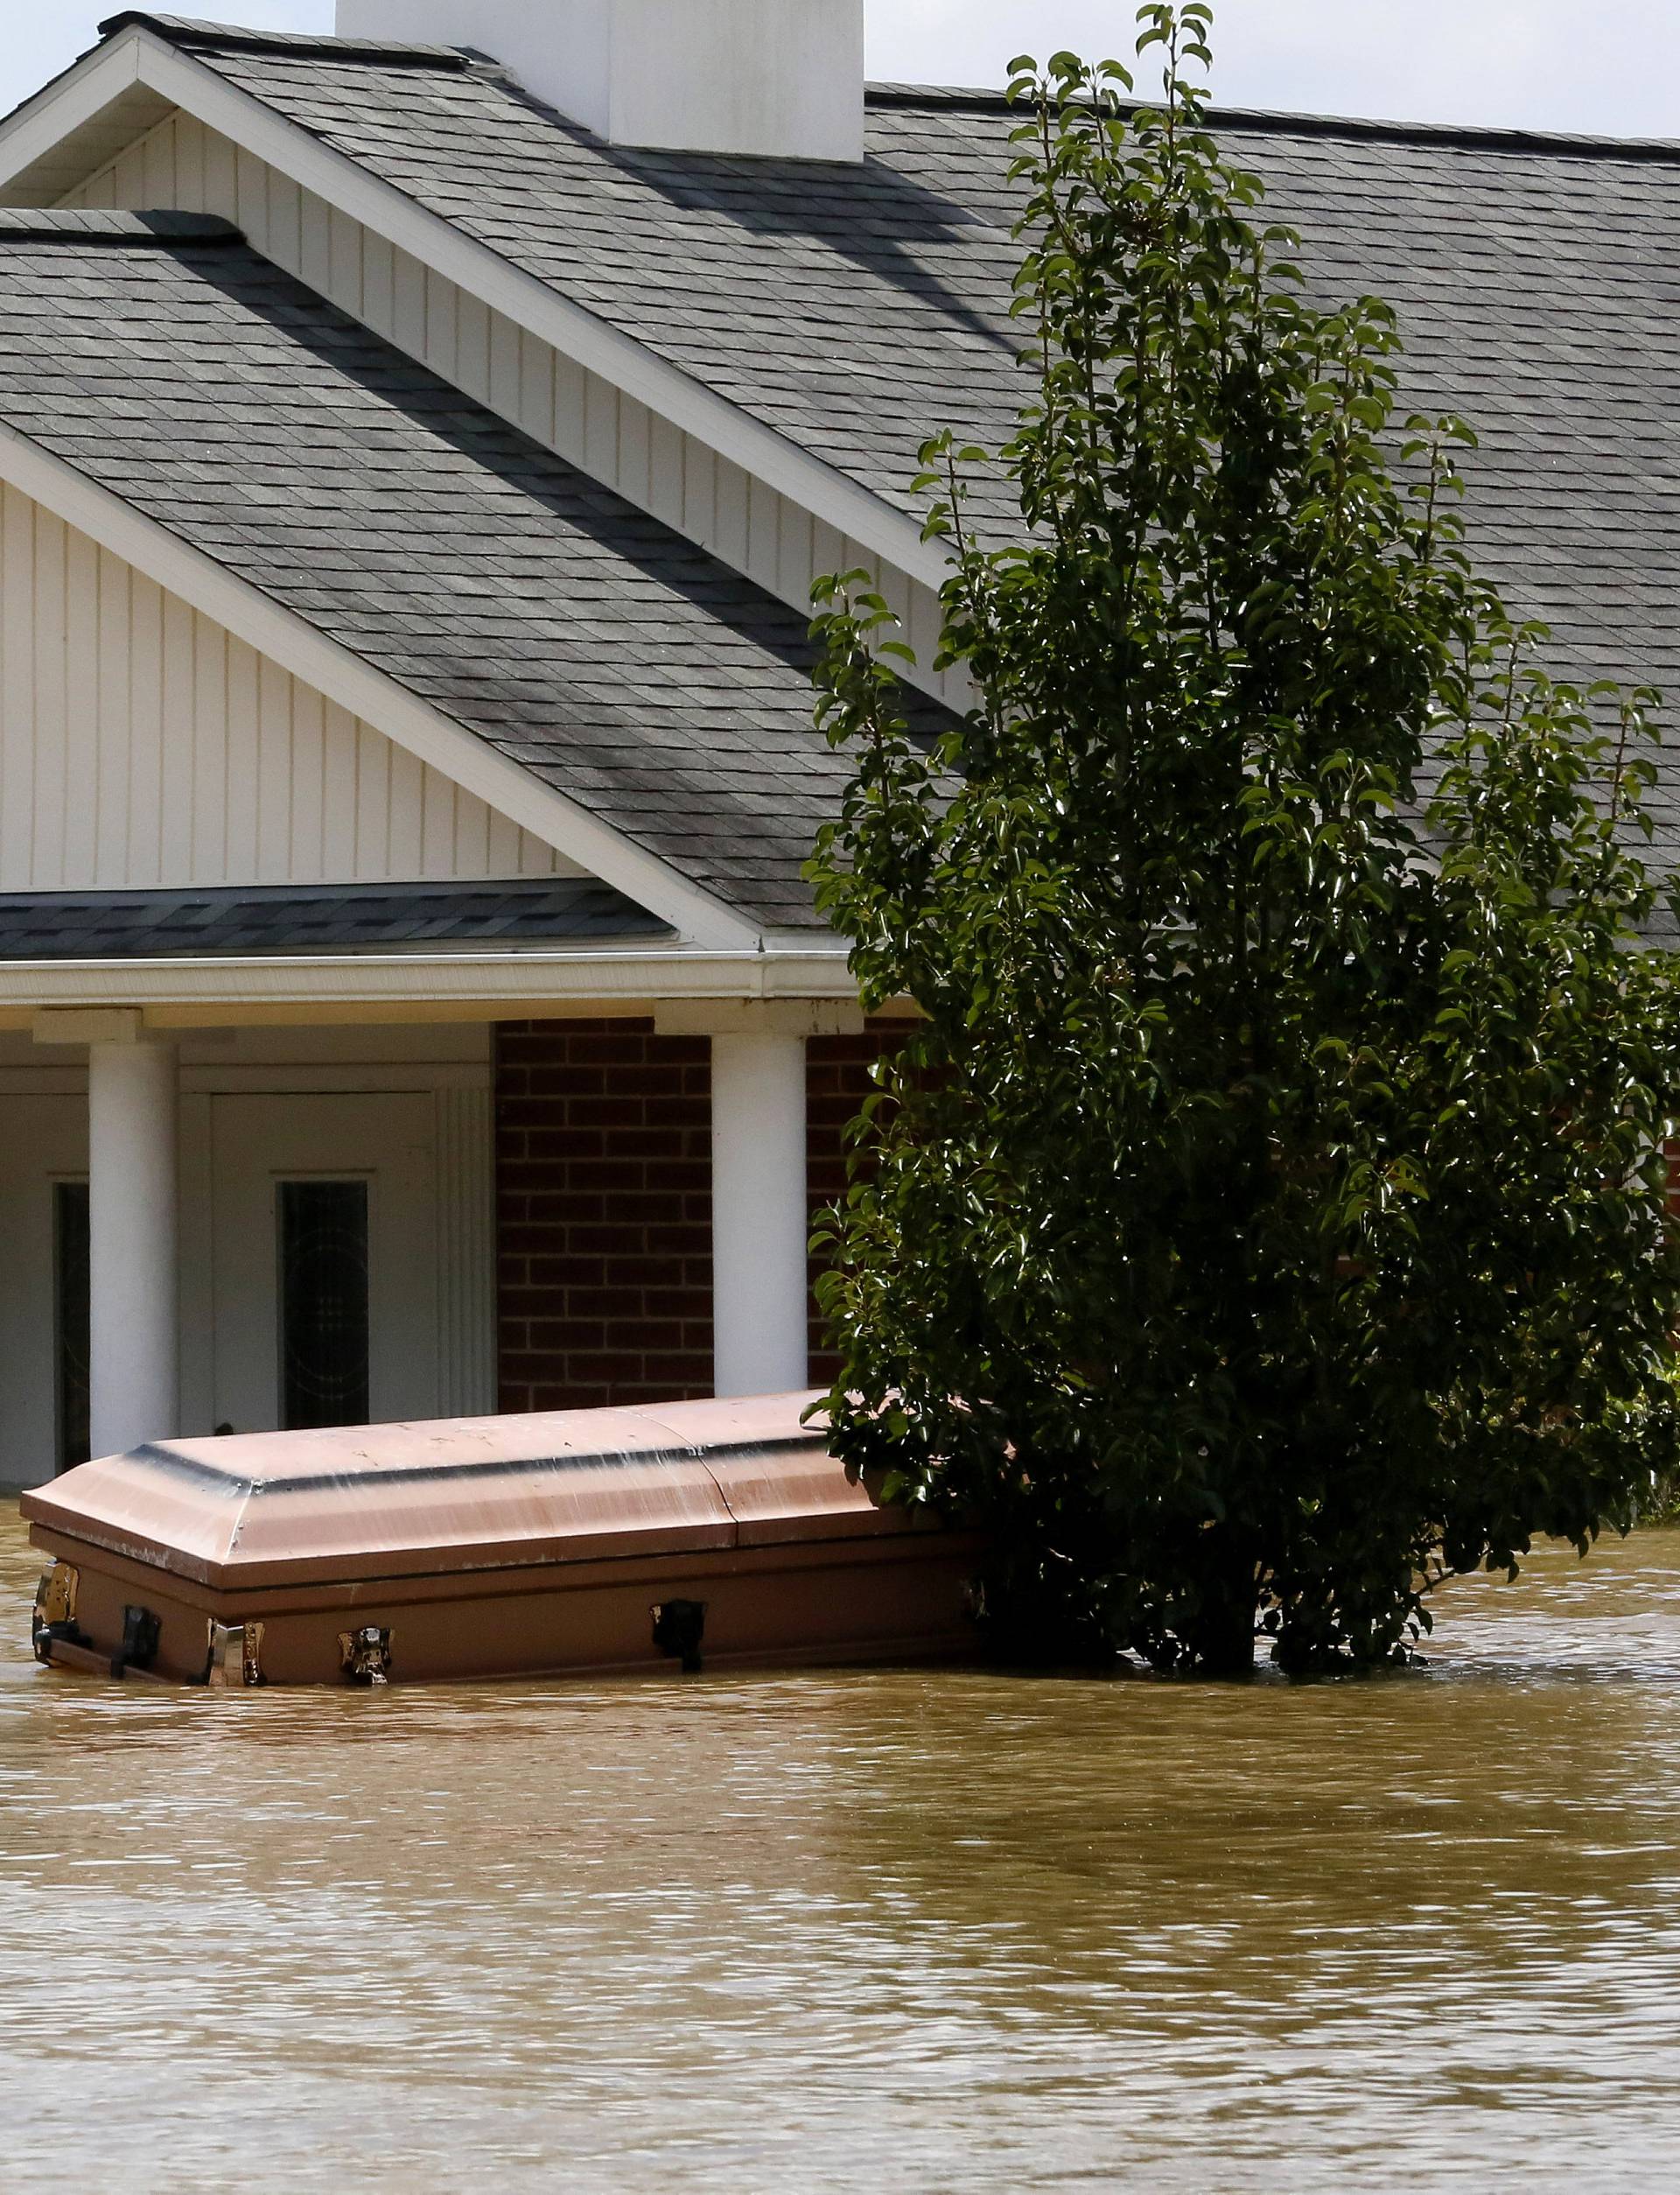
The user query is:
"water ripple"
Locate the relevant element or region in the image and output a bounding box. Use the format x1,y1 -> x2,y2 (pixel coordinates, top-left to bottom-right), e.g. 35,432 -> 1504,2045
5,1505 -> 1680,2189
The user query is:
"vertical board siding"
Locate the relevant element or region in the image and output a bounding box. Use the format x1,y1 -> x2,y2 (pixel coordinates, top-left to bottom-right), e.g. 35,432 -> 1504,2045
0,484 -> 573,890
61,112 -> 968,712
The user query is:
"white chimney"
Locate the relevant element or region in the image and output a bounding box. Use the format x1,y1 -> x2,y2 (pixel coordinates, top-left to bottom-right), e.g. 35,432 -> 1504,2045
334,0 -> 865,162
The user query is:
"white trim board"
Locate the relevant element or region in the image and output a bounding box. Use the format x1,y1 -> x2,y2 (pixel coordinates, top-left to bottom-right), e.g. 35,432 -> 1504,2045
0,420 -> 759,950
0,26 -> 950,598
0,943 -> 856,1016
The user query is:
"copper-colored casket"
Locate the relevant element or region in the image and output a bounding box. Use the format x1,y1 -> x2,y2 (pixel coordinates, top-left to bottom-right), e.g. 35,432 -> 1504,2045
20,1394 -> 980,1687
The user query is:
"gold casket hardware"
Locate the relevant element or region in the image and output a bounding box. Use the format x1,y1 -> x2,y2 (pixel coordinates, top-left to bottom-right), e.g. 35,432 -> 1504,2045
340,1627 -> 393,1687
206,1621 -> 265,1689
32,1561 -> 85,1665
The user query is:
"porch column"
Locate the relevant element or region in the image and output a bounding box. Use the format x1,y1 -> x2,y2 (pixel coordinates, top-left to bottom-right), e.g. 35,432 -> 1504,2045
88,1025 -> 179,1457
654,1001 -> 864,1400
710,1027 -> 809,1398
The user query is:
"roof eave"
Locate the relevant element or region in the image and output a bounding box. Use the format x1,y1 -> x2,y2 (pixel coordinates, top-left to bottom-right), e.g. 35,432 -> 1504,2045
1,943 -> 859,1024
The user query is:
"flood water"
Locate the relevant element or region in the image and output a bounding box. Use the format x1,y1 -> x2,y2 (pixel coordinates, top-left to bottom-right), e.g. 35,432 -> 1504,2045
6,1505 -> 1680,2190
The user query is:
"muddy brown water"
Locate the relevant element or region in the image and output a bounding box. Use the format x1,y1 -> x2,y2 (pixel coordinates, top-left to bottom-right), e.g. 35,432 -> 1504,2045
6,1504 -> 1680,2191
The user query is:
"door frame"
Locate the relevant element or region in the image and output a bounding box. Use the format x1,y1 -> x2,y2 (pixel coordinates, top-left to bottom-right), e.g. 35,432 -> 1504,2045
180,1063 -> 494,1438
0,1091 -> 88,1483
206,1091 -> 439,1437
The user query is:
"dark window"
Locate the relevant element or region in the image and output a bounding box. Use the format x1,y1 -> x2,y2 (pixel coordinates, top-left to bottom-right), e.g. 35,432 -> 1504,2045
278,1181 -> 370,1431
54,1181 -> 90,1474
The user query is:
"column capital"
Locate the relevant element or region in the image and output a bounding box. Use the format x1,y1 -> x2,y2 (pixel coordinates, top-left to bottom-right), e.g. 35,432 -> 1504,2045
32,1007 -> 168,1048
652,999 -> 864,1040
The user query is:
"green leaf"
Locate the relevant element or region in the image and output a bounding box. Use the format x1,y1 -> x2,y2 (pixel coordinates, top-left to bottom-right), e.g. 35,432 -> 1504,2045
802,0 -> 1680,1680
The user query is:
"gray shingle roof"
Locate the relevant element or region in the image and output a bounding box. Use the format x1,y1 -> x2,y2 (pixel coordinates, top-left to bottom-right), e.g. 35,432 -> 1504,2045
99,14 -> 473,68
0,878 -> 672,958
94,19 -> 1680,903
0,214 -> 939,929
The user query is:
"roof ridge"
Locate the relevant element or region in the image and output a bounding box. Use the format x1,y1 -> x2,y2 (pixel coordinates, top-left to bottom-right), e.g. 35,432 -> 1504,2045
864,81 -> 1680,163
97,12 -> 475,72
102,20 -> 1680,164
0,208 -> 240,247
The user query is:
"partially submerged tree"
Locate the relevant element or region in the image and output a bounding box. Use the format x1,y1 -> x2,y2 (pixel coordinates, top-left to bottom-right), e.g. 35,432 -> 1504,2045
807,2 -> 1680,1673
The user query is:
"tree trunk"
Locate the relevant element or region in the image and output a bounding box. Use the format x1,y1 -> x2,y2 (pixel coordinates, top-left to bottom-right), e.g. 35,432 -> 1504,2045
1190,1528 -> 1258,1676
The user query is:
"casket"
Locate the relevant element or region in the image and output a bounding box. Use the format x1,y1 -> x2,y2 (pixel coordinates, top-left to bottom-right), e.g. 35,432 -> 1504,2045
19,1393 -> 980,1687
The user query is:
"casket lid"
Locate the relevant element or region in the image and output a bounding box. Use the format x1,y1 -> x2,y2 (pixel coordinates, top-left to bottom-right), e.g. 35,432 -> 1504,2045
20,1392 -> 907,1591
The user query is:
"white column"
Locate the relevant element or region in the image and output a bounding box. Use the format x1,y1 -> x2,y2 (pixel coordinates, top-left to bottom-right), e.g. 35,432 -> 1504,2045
88,1030 -> 179,1457
710,1028 -> 810,1398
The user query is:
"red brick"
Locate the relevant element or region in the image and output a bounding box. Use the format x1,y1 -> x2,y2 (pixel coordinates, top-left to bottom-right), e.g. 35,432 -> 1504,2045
528,1255 -> 607,1288
646,1222 -> 710,1255
615,1126 -> 689,1159
497,1017 -> 904,1414
570,1223 -> 646,1256
495,1020 -> 719,1412
645,1161 -> 710,1194
497,1224 -> 561,1256
644,1096 -> 710,1130
511,1116 -> 605,1149
501,1287 -> 577,1320
564,1029 -> 668,1064
566,1287 -> 647,1320
529,1320 -> 605,1351
645,1287 -> 713,1320
565,1351 -> 648,1385
525,1066 -> 612,1098
568,1096 -> 652,1129
566,1159 -> 654,1193
612,1256 -> 690,1289
640,1350 -> 718,1387
530,1384 -> 610,1411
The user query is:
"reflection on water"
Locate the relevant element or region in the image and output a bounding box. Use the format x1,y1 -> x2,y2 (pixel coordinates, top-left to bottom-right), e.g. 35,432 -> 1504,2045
5,1505 -> 1680,2190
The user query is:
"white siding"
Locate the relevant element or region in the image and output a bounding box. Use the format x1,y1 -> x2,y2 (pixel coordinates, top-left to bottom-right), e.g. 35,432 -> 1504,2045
64,109 -> 961,708
0,482 -> 575,890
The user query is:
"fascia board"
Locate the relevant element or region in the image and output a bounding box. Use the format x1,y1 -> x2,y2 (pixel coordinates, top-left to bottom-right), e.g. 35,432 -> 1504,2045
0,946 -> 858,1012
0,32 -> 144,186
117,33 -> 950,594
0,420 -> 760,951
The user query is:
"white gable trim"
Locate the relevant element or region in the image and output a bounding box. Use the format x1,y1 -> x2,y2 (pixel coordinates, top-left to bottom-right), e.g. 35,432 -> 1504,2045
0,26 -> 949,599
0,33 -> 144,179
0,421 -> 760,950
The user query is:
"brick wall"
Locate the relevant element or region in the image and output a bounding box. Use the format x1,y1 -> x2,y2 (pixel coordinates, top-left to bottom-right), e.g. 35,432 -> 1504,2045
497,1014 -> 906,1411
495,1019 -> 713,1413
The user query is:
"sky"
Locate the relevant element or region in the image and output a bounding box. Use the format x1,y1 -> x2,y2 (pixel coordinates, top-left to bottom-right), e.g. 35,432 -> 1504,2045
5,1 -> 1680,139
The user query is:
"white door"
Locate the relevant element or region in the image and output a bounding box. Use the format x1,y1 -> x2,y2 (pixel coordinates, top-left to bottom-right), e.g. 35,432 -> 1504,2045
209,1094 -> 440,1436
0,1097 -> 88,1484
